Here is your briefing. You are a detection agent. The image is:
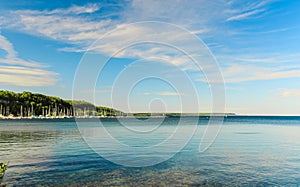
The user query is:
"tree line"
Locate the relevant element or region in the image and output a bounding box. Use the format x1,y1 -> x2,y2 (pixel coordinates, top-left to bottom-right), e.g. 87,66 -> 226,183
0,90 -> 121,117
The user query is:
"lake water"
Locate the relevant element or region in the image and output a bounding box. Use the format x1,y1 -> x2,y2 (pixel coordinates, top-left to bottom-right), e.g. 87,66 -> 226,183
1,116 -> 300,186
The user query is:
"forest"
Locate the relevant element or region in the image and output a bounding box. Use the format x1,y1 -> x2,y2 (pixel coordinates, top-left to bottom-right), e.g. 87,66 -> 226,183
0,90 -> 121,117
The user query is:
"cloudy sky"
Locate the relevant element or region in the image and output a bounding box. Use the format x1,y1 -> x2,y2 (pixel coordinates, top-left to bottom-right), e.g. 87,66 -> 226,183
0,0 -> 299,115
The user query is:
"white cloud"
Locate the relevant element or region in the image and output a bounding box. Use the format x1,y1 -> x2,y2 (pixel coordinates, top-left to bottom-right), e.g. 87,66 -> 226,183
1,1 -> 273,58
126,0 -> 230,27
2,1 -> 276,51
197,64 -> 300,83
47,3 -> 101,15
0,73 -> 56,87
11,14 -> 112,45
0,34 -> 17,58
195,52 -> 300,83
225,69 -> 300,83
279,89 -> 300,98
2,1 -> 230,50
0,66 -> 55,76
259,27 -> 293,34
219,53 -> 300,65
144,91 -> 184,96
226,0 -> 274,21
12,3 -> 101,16
226,9 -> 265,21
213,62 -> 300,83
81,89 -> 111,93
0,1 -> 286,85
0,66 -> 57,86
9,2 -> 290,85
0,58 -> 45,68
0,34 -> 58,86
2,4 -> 113,50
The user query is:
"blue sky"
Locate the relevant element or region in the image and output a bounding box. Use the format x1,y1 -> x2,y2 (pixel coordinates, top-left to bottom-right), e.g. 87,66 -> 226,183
0,0 -> 300,115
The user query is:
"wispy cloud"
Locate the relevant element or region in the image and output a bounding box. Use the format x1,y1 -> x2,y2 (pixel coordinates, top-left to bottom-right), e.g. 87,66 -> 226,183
144,91 -> 185,96
201,52 -> 300,83
0,34 -> 58,86
0,1 -> 287,85
126,0 -> 230,27
224,68 -> 300,83
1,1 -> 228,50
0,34 -> 17,58
47,3 -> 101,15
81,89 -> 111,93
1,1 -> 274,57
220,53 -> 300,65
226,9 -> 265,21
13,3 -> 101,16
259,27 -> 293,34
0,66 -> 57,86
279,88 -> 300,98
0,5 -> 112,55
0,58 -> 46,68
226,0 -> 274,21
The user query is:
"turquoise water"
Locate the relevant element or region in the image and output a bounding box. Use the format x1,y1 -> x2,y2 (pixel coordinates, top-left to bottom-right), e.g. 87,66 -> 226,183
1,117 -> 300,186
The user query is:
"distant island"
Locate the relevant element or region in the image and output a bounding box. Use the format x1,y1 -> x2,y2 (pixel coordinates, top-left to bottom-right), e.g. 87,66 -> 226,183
132,113 -> 236,117
0,90 -> 235,119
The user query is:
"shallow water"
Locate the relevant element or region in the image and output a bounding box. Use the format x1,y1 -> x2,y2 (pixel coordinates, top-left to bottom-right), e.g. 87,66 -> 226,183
1,116 -> 300,186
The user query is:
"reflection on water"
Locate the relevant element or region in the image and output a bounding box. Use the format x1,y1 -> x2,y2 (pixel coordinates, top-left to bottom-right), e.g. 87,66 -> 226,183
0,117 -> 300,186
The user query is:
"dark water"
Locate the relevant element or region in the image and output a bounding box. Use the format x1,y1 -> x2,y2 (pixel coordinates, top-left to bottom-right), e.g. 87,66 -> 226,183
1,116 -> 300,186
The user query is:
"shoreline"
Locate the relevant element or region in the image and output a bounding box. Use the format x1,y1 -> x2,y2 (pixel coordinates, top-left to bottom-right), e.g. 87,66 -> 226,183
0,115 -> 300,120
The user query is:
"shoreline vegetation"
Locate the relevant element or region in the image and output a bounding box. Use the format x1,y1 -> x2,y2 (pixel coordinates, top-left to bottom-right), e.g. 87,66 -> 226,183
0,90 -> 121,119
0,90 -> 236,120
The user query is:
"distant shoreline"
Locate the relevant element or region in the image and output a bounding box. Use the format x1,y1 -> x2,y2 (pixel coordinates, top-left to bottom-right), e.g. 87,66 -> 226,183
1,115 -> 300,121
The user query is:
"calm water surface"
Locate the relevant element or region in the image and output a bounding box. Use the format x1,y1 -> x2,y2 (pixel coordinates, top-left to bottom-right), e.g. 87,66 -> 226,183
1,116 -> 300,186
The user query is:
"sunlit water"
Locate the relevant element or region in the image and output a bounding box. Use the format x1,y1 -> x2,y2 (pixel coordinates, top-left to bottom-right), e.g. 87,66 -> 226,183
1,116 -> 300,186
